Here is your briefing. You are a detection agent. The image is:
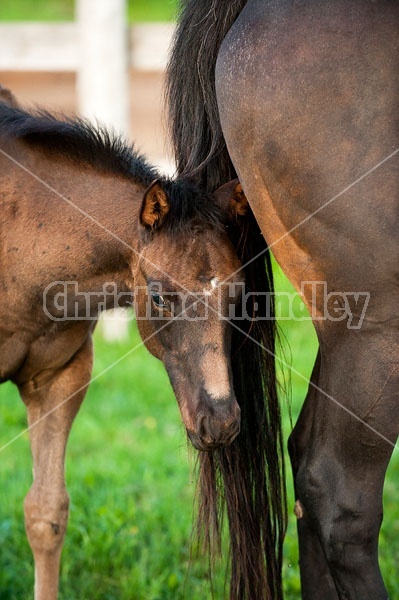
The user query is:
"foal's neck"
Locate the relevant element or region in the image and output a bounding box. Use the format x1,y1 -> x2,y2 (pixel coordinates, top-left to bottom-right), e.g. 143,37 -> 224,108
12,140 -> 147,290
57,166 -> 146,290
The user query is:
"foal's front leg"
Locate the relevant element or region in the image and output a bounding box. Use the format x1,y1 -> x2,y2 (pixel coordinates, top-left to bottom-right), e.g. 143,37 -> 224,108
18,338 -> 93,600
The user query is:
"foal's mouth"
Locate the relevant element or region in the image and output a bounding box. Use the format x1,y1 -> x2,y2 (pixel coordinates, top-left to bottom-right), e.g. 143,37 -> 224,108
187,416 -> 241,451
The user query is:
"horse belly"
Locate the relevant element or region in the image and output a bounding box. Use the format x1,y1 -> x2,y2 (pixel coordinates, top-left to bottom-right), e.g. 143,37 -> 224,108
216,0 -> 399,317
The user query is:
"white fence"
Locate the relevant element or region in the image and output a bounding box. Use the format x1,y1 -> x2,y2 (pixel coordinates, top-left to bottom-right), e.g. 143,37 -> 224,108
0,23 -> 174,72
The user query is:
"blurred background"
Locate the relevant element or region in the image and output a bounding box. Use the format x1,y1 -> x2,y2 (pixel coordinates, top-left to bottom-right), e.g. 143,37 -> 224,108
0,1 -> 397,599
0,0 -> 176,172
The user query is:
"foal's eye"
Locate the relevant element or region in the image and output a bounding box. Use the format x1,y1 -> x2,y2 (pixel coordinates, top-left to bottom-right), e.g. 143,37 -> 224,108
151,292 -> 169,310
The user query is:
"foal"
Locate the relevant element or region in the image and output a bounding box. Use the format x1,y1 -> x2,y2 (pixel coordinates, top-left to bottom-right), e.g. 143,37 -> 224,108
0,95 -> 252,598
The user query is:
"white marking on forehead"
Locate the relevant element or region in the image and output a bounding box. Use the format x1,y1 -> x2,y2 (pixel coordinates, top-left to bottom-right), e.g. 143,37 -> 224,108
203,276 -> 219,296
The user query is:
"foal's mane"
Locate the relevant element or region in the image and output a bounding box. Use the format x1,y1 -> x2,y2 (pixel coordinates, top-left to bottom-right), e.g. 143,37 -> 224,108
0,101 -> 223,234
0,101 -> 157,188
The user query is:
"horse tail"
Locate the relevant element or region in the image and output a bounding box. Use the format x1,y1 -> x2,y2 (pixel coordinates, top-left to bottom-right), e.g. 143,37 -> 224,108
166,0 -> 248,192
166,2 -> 287,599
197,214 -> 287,600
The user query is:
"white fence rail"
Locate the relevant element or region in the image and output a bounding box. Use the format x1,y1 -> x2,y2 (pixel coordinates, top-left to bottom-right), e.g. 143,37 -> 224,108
0,23 -> 174,72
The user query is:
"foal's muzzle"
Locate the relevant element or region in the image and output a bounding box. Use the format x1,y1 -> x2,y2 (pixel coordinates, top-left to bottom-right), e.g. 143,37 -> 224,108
187,396 -> 241,451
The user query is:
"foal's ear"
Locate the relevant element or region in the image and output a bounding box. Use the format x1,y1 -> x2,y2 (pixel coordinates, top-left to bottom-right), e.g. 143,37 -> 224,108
213,179 -> 248,219
140,180 -> 170,229
0,84 -> 20,108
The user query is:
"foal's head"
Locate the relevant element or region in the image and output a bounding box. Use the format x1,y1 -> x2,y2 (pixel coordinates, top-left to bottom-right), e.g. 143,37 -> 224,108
133,178 -> 248,451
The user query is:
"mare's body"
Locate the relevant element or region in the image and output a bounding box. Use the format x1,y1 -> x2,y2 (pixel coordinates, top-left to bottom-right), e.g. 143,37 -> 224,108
166,1 -> 399,598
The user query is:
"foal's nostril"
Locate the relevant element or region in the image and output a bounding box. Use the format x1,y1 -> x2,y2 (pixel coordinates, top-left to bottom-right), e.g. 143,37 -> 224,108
222,414 -> 241,443
196,414 -> 215,445
194,406 -> 241,449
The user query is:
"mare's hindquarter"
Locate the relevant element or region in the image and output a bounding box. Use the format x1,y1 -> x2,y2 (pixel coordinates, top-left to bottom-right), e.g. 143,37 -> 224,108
216,1 -> 398,598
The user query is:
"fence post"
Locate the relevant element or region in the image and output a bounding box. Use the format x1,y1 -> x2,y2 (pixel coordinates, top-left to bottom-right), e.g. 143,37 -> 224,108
77,0 -> 130,340
76,0 -> 129,135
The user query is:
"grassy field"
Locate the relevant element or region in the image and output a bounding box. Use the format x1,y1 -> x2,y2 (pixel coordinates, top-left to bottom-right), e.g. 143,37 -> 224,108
0,0 -> 179,22
0,266 -> 398,599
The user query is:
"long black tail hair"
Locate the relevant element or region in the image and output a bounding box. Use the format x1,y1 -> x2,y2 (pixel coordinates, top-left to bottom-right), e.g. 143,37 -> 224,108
166,1 -> 287,598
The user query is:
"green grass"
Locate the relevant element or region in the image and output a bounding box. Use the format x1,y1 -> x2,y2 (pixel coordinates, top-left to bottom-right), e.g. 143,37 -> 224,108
0,266 -> 398,598
0,0 -> 179,22
0,325 -> 212,600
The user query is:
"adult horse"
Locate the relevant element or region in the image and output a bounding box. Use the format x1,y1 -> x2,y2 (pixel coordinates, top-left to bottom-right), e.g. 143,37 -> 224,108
0,87 -> 284,598
166,1 -> 398,598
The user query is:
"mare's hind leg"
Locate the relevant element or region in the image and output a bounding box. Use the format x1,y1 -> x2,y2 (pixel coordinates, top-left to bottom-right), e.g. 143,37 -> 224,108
294,333 -> 398,599
19,338 -> 93,600
288,351 -> 338,599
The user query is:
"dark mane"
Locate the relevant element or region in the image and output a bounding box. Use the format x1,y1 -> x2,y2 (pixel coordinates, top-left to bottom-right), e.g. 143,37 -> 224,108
0,101 -> 225,235
0,101 -> 158,189
161,179 -> 224,236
